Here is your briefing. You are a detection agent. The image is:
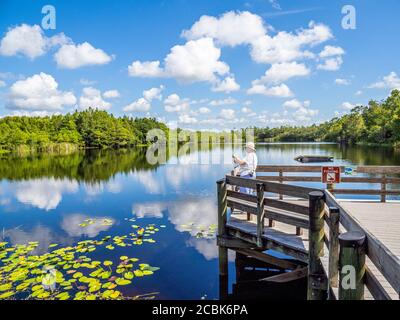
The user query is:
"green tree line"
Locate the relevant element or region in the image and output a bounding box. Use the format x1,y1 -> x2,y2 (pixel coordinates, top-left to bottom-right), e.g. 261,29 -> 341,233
0,108 -> 168,152
1,90 -> 399,153
254,90 -> 400,147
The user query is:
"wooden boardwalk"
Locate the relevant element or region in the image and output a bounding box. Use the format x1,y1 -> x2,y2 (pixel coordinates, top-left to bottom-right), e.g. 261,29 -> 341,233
340,201 -> 400,299
339,201 -> 400,259
228,199 -> 400,299
217,167 -> 400,300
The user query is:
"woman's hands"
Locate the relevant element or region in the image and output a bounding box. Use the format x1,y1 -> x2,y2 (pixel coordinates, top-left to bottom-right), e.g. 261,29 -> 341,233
233,155 -> 245,165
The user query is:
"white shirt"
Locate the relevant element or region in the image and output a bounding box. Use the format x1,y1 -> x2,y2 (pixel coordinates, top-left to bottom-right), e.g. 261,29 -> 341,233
239,152 -> 258,177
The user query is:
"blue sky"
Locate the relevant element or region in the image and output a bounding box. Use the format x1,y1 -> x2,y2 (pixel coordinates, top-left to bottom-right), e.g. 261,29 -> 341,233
0,0 -> 399,130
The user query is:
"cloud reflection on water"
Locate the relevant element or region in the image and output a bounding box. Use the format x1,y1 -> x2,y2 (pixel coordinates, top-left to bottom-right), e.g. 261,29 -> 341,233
60,213 -> 115,238
4,224 -> 73,255
131,196 -> 225,260
13,178 -> 78,210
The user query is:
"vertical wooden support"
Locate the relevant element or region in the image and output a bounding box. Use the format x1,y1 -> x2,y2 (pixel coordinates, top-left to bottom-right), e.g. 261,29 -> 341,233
268,170 -> 282,227
217,179 -> 228,299
338,231 -> 366,300
217,179 -> 228,276
381,174 -> 386,203
268,219 -> 275,228
256,182 -> 265,248
268,171 -> 275,227
308,191 -> 328,300
296,227 -> 303,236
328,207 -> 340,291
217,178 -> 227,238
219,274 -> 229,300
229,170 -> 235,215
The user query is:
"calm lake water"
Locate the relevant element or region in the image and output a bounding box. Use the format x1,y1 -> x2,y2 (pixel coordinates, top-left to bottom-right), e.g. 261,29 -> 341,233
1,143 -> 399,299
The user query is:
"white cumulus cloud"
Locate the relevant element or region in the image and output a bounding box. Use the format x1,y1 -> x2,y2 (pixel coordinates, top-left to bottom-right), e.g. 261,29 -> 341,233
128,38 -> 230,85
283,99 -> 310,109
250,21 -> 332,64
179,114 -> 197,124
335,78 -> 351,85
198,107 -> 211,114
123,97 -> 151,112
128,61 -> 164,77
368,72 -> 400,90
182,11 -> 267,47
255,61 -> 310,85
183,12 -> 333,65
143,85 -> 164,101
209,97 -> 237,106
164,38 -> 229,83
317,45 -> 344,71
103,90 -> 120,98
54,42 -> 112,69
247,83 -> 293,97
219,108 -> 236,120
0,24 -> 70,59
317,56 -> 343,71
7,72 -> 76,111
164,93 -> 190,113
211,76 -> 240,93
340,101 -> 356,110
79,87 -> 112,110
123,85 -> 164,113
319,45 -> 345,58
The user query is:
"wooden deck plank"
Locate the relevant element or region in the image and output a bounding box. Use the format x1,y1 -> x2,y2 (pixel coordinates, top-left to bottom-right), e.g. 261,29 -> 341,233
227,199 -> 400,300
227,212 -> 309,261
339,201 -> 399,300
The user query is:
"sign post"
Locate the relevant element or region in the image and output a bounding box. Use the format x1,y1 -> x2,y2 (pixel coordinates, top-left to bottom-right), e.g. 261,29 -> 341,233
322,166 -> 341,185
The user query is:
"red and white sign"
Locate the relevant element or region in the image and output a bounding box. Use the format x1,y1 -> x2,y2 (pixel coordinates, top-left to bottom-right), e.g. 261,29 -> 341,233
322,166 -> 341,184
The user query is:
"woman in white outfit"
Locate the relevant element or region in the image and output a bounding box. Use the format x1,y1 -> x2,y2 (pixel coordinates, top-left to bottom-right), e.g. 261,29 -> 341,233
233,142 -> 258,194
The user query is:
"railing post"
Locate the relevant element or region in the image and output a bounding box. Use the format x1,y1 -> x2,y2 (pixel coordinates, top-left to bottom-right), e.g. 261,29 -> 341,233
217,178 -> 228,300
256,182 -> 265,248
217,178 -> 228,236
268,218 -> 275,228
217,179 -> 228,275
308,191 -> 328,300
328,207 -> 340,292
338,231 -> 366,300
381,174 -> 386,203
279,169 -> 283,200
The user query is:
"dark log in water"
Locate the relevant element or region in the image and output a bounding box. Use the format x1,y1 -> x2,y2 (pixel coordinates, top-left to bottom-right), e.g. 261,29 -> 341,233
294,155 -> 334,163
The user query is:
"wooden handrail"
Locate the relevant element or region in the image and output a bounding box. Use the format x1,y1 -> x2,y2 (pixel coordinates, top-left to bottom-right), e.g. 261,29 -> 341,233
257,175 -> 400,184
255,165 -> 400,203
257,165 -> 400,174
226,174 -> 323,199
325,190 -> 400,297
218,171 -> 400,300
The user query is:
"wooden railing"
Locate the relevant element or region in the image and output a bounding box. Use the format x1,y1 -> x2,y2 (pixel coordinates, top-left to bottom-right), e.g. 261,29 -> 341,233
256,165 -> 400,202
218,171 -> 400,300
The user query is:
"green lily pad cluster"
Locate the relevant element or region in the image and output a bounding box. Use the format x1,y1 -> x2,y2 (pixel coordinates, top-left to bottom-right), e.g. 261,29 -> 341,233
180,223 -> 217,239
79,218 -> 113,227
0,220 -> 162,300
104,224 -> 160,249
